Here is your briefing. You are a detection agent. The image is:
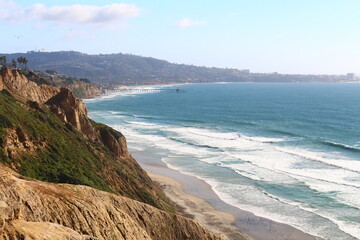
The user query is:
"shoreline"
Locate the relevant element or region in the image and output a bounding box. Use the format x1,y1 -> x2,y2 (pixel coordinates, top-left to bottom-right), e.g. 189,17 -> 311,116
83,82 -> 191,101
132,151 -> 323,240
146,169 -> 253,240
83,86 -> 326,240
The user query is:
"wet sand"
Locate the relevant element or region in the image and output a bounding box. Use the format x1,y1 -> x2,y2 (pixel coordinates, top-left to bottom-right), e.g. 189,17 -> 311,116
132,151 -> 323,240
147,170 -> 253,240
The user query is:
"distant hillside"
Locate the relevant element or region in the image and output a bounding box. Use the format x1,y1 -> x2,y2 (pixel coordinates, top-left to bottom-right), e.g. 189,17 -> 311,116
2,51 -> 355,86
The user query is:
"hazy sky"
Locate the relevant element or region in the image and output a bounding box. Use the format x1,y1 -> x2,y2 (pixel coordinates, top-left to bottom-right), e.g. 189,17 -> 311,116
1,0 -> 359,74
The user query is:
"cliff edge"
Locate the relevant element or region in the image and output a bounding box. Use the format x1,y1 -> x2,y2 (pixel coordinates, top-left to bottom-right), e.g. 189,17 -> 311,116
0,68 -> 59,103
0,67 -> 171,211
0,164 -> 222,240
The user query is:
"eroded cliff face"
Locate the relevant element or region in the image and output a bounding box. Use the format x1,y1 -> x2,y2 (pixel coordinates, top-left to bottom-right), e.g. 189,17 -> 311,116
0,68 -> 175,208
0,164 -> 222,240
0,68 -> 122,155
0,68 -> 59,103
94,122 -> 129,159
45,88 -> 97,140
66,81 -> 103,99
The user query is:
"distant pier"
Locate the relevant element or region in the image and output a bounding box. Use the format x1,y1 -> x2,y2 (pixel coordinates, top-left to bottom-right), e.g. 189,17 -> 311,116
110,88 -> 186,93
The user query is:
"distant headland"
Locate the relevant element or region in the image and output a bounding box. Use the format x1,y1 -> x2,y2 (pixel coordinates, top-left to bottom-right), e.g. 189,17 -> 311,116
1,51 -> 357,88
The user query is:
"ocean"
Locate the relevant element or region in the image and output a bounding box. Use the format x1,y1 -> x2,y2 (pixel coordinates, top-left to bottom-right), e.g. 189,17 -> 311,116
85,82 -> 360,240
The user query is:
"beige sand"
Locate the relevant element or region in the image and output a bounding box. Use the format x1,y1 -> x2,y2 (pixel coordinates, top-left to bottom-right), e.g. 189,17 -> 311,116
147,171 -> 254,240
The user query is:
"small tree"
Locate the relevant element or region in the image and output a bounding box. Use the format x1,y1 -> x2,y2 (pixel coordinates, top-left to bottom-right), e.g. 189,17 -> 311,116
17,56 -> 28,69
0,56 -> 7,67
23,57 -> 28,69
12,59 -> 17,68
17,57 -> 23,68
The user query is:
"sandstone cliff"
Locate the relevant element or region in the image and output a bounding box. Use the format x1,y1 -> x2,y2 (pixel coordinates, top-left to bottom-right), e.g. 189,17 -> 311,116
0,164 -> 222,240
0,68 -> 173,211
0,68 -> 126,155
22,69 -> 103,99
65,80 -> 103,99
46,88 -> 97,140
0,68 -> 59,104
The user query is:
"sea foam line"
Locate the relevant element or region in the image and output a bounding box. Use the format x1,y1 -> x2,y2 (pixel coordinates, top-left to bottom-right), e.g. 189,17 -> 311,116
99,117 -> 360,239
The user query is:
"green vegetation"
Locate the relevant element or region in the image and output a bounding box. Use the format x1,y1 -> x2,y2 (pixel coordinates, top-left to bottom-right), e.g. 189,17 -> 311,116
17,56 -> 28,69
0,56 -> 7,67
0,89 -> 173,212
0,90 -> 111,190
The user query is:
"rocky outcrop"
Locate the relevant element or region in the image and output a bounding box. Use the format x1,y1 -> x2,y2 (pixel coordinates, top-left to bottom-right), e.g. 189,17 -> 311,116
2,220 -> 95,240
0,68 -> 59,103
66,81 -> 103,99
0,164 -> 222,240
95,122 -> 129,158
0,68 -> 107,143
2,128 -> 44,160
45,88 -> 97,140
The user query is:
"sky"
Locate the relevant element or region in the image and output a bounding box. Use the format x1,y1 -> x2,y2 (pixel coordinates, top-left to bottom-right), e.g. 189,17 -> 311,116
0,0 -> 360,74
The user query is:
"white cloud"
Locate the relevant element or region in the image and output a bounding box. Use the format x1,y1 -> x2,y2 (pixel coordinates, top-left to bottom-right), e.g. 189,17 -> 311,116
0,0 -> 19,21
174,17 -> 206,29
0,1 -> 141,28
64,29 -> 89,40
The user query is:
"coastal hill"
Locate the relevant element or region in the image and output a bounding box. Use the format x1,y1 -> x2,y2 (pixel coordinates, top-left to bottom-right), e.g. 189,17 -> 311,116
0,67 -> 225,240
2,51 -> 355,86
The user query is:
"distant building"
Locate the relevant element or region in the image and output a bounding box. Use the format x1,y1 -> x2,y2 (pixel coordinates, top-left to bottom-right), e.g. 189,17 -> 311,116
347,73 -> 355,80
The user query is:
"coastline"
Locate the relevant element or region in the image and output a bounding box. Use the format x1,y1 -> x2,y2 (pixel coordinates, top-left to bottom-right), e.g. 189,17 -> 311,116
146,169 -> 253,240
84,86 -> 327,240
131,151 -> 323,240
83,82 -> 191,102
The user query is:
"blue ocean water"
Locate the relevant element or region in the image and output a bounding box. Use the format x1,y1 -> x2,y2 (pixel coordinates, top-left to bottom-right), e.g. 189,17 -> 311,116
85,83 -> 360,240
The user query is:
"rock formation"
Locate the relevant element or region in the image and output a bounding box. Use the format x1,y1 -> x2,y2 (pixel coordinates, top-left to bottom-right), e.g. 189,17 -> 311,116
0,164 -> 222,240
0,68 -> 172,209
96,122 -> 129,158
0,68 -> 59,103
45,88 -> 97,140
66,80 -> 103,99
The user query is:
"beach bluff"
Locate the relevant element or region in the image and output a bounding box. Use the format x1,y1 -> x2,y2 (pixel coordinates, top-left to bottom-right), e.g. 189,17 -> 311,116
0,67 -> 230,240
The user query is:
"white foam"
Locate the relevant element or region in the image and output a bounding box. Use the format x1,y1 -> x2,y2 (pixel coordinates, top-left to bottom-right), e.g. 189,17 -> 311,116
242,135 -> 284,143
276,147 -> 360,173
85,91 -> 125,102
109,111 -> 126,115
124,121 -> 157,127
165,127 -> 281,151
160,163 -> 348,239
92,115 -> 360,240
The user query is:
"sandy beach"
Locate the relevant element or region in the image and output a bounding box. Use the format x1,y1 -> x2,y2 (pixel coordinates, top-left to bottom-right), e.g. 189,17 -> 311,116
147,170 -> 253,240
132,151 -> 323,240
